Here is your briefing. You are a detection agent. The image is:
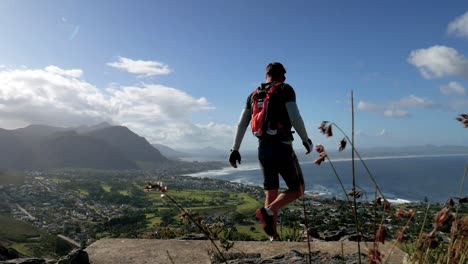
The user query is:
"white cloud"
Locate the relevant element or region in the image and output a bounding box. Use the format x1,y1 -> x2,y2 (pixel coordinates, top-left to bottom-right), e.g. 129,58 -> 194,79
408,45 -> 468,79
448,11 -> 468,38
109,84 -> 212,120
384,110 -> 410,118
0,65 -> 230,149
44,65 -> 83,78
107,57 -> 172,77
357,101 -> 382,112
390,95 -> 434,109
440,81 -> 466,95
359,95 -> 433,118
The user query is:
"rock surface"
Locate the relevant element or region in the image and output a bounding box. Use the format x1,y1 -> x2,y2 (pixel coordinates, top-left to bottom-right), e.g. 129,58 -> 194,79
218,250 -> 367,264
84,239 -> 407,264
0,246 -> 19,262
0,258 -> 48,264
0,249 -> 89,264
56,249 -> 89,264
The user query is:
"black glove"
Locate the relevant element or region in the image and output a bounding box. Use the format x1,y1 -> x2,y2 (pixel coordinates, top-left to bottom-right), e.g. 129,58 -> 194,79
229,150 -> 241,168
302,139 -> 313,154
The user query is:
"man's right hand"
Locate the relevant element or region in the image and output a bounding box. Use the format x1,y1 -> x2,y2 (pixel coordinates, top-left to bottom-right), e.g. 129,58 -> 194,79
229,150 -> 241,168
302,139 -> 313,154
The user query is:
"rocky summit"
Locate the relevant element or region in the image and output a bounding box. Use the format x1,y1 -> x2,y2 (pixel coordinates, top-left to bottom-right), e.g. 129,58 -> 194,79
83,239 -> 406,264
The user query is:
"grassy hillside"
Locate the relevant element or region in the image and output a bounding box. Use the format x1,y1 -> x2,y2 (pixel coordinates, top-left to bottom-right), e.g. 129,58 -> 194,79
0,214 -> 73,257
0,170 -> 25,185
0,215 -> 42,241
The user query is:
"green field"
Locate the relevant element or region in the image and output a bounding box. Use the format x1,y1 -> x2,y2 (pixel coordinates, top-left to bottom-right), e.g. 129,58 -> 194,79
142,189 -> 267,239
147,189 -> 261,216
0,214 -> 71,257
0,215 -> 42,242
236,223 -> 268,240
51,178 -> 70,183
145,213 -> 162,228
10,243 -> 37,257
77,189 -> 89,196
119,190 -> 130,196
102,185 -> 111,192
235,193 -> 261,214
0,171 -> 25,185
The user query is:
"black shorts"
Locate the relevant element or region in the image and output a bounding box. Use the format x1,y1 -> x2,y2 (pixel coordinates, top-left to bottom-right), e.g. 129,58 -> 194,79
258,141 -> 304,191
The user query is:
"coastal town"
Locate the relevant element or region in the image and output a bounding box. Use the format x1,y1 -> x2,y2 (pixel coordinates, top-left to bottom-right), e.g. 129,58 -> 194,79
0,165 -> 263,248
0,164 -> 468,262
3,171 -> 126,247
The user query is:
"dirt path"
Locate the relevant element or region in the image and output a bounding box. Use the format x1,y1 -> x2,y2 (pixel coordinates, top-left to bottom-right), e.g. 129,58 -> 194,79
57,234 -> 81,248
15,203 -> 35,220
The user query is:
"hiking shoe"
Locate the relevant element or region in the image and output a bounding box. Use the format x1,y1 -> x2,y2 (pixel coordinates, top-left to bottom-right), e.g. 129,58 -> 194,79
256,208 -> 275,236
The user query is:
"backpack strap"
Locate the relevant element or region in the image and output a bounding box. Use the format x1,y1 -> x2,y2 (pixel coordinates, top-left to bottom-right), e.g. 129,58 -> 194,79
251,82 -> 283,108
267,82 -> 283,95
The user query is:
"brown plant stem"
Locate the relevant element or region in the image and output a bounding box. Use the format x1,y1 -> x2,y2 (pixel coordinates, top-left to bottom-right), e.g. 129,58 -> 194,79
326,154 -> 375,251
326,154 -> 368,248
301,195 -> 312,264
325,155 -> 352,205
331,120 -> 391,244
330,122 -> 386,202
162,193 -> 227,263
372,188 -> 378,254
351,90 -> 362,264
341,241 -> 345,264
446,162 -> 467,264
423,247 -> 431,264
384,214 -> 414,263
415,203 -> 431,264
324,154 -> 369,249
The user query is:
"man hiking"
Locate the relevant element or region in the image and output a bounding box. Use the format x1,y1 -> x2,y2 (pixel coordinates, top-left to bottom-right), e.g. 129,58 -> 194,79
229,62 -> 313,239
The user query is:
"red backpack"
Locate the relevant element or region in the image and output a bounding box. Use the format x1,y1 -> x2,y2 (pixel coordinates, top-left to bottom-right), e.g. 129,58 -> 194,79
251,82 -> 284,138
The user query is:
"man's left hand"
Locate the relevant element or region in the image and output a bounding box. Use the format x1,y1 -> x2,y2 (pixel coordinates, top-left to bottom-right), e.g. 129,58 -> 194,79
303,139 -> 313,154
229,150 -> 241,168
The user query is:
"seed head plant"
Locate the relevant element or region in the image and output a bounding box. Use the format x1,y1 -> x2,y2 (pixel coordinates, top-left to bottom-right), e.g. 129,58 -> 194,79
144,182 -> 228,263
403,116 -> 468,264
455,114 -> 468,128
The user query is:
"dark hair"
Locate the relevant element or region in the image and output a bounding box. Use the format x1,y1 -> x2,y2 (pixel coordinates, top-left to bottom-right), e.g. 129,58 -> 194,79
266,62 -> 286,77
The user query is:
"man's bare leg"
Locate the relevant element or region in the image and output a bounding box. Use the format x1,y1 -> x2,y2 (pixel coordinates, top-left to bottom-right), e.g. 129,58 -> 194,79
267,184 -> 304,215
264,185 -> 304,239
265,189 -> 279,238
265,189 -> 278,208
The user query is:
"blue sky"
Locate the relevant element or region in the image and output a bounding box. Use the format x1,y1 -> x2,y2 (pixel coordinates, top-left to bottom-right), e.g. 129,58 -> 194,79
0,0 -> 467,150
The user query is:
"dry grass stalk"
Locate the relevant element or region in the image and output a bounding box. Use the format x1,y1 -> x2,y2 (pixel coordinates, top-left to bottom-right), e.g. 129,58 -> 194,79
384,212 -> 415,263
338,138 -> 347,152
367,247 -> 382,264
375,226 -> 387,244
144,182 -> 228,263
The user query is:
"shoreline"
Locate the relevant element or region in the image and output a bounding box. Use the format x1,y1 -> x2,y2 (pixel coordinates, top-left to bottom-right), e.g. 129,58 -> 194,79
182,168 -> 419,205
183,152 -> 468,178
181,153 -> 468,204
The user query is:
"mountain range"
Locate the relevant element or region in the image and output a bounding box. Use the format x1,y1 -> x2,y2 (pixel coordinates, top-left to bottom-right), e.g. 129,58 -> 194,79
152,144 -> 231,162
0,123 -> 168,170
2,123 -> 466,170
154,143 -> 468,163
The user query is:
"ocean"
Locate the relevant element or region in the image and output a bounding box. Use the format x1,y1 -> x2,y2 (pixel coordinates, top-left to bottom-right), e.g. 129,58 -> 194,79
184,154 -> 468,203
